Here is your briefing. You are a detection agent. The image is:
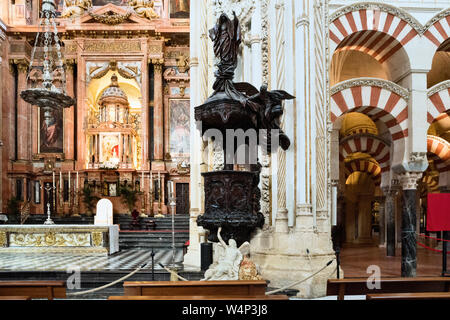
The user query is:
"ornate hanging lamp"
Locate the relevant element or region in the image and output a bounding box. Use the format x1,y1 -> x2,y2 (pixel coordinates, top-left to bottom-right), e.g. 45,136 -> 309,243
20,0 -> 75,109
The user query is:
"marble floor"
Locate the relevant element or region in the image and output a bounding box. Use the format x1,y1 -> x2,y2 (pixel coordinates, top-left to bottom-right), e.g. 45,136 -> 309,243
340,244 -> 445,277
0,248 -> 184,271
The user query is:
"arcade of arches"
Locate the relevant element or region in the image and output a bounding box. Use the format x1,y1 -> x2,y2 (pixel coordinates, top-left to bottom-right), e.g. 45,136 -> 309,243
328,2 -> 450,261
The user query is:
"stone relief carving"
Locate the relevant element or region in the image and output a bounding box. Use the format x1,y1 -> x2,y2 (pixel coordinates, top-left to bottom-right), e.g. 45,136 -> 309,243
398,171 -> 423,190
88,11 -> 132,25
61,0 -> 92,18
428,80 -> 450,98
330,78 -> 410,101
86,61 -> 142,86
423,8 -> 450,33
129,0 -> 159,20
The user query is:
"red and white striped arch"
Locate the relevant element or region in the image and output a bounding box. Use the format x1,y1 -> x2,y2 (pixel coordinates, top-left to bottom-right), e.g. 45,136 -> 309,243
344,159 -> 382,185
330,8 -> 419,59
340,134 -> 390,172
427,135 -> 450,162
334,30 -> 405,63
427,135 -> 450,173
427,82 -> 450,123
424,11 -> 450,49
330,84 -> 408,141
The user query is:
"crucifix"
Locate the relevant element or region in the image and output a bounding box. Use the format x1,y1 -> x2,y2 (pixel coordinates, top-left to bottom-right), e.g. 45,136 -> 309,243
42,182 -> 55,225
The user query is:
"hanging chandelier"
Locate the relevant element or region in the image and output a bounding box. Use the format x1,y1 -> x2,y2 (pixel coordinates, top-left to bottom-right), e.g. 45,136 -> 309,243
20,0 -> 75,109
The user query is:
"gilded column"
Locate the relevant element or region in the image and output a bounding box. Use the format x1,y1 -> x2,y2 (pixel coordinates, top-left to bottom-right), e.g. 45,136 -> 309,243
152,58 -> 164,162
15,59 -> 30,161
64,59 -> 76,161
399,172 -> 422,277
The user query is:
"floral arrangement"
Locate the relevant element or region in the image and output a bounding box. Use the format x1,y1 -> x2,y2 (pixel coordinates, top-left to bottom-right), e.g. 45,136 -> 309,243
100,159 -> 119,170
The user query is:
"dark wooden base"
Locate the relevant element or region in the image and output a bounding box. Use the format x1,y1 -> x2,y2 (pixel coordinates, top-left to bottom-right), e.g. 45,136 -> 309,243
123,280 -> 268,297
109,295 -> 288,300
327,277 -> 450,300
0,281 -> 66,300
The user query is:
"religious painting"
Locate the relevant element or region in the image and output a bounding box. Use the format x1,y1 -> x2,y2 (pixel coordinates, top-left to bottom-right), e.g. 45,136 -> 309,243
92,0 -> 129,6
170,0 -> 189,18
99,133 -> 120,163
169,99 -> 190,158
39,107 -> 63,154
108,182 -> 118,196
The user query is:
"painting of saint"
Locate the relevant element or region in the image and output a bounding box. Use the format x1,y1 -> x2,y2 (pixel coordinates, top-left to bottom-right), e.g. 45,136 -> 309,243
40,107 -> 63,153
100,134 -> 120,163
92,0 -> 129,6
169,99 -> 190,157
170,0 -> 189,18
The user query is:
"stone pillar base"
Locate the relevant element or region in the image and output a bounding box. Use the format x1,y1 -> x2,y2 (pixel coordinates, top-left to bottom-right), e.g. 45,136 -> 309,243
252,251 -> 339,298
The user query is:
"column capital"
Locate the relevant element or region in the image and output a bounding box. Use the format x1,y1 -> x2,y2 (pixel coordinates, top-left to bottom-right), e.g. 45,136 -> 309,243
10,58 -> 29,74
296,14 -> 309,28
66,58 -> 77,71
398,172 -> 423,190
151,58 -> 164,73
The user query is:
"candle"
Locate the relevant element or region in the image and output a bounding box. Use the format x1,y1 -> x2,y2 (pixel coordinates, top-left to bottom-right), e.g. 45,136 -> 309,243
142,171 -> 144,191
169,181 -> 174,197
149,171 -> 152,192
68,171 -> 71,191
158,171 -> 161,196
52,171 -> 55,188
76,171 -> 79,190
60,171 -> 62,190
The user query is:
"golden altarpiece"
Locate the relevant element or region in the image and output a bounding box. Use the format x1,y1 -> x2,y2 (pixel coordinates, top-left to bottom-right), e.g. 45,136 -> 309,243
1,2 -> 191,217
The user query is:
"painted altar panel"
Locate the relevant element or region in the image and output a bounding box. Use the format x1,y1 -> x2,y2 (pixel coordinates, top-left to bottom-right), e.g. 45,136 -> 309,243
99,133 -> 120,164
170,0 -> 189,18
39,107 -> 64,154
169,99 -> 189,158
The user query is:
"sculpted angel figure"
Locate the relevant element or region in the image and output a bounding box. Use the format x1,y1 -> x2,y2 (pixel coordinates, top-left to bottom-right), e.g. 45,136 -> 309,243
201,227 -> 250,281
129,0 -> 159,20
61,0 -> 92,18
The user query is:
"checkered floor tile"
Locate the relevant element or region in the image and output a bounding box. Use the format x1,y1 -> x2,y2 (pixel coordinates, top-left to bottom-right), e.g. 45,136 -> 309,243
0,249 -> 184,271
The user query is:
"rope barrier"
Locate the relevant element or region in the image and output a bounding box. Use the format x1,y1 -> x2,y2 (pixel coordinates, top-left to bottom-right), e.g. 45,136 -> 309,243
265,259 -> 335,295
417,233 -> 450,242
417,241 -> 450,254
66,262 -> 148,296
158,263 -> 188,281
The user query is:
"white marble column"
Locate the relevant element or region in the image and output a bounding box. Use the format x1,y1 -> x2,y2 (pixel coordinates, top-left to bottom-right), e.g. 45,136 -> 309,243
183,0 -> 208,269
